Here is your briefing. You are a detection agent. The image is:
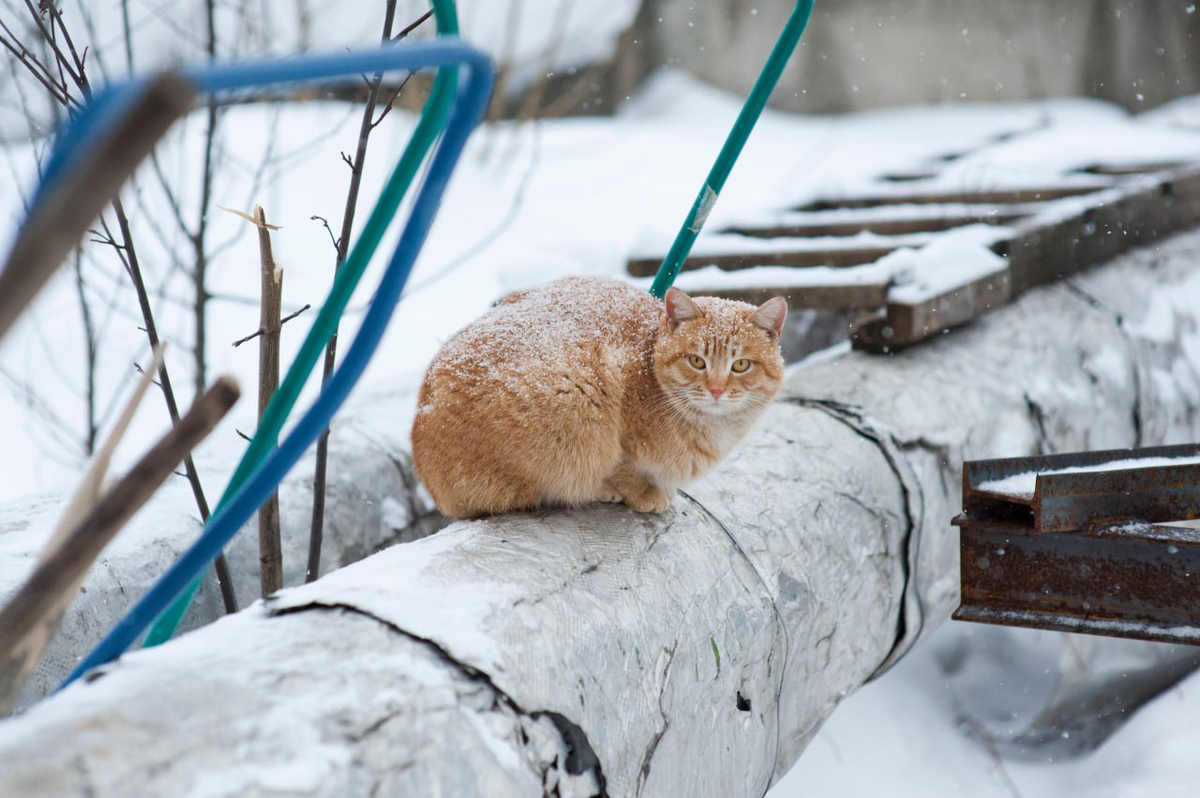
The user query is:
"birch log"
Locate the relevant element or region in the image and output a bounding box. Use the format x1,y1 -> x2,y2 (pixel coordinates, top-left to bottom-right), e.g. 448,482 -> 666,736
2,230 -> 1200,796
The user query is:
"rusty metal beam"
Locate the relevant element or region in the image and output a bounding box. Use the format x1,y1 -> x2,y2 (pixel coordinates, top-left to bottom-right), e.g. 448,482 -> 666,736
955,516 -> 1200,646
963,443 -> 1200,532
956,443 -> 1200,645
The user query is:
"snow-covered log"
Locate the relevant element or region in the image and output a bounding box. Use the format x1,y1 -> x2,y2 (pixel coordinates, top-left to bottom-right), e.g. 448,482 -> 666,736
0,417 -> 443,711
3,231 -> 1200,796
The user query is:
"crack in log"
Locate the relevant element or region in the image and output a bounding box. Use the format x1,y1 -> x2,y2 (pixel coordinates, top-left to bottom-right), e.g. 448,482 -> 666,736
778,396 -> 924,677
634,639 -> 676,797
269,600 -> 607,797
676,490 -> 788,797
1022,393 -> 1053,455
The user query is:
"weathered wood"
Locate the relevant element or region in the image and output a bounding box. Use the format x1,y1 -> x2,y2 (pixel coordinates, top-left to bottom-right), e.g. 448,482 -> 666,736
795,184 -> 1108,211
851,265 -> 1012,350
692,281 -> 888,311
626,243 -> 898,277
721,208 -> 1027,239
1,228 -> 1199,796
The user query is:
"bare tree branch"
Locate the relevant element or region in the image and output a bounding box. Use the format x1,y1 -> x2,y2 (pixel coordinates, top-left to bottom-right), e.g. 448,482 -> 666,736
307,0 -> 418,583
231,304 -> 310,348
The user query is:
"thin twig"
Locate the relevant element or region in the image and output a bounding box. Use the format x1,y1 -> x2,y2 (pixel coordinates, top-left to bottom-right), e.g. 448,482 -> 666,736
393,9 -> 433,41
192,0 -> 220,398
112,196 -> 239,614
231,303 -> 310,348
370,73 -> 414,129
0,21 -> 74,108
309,215 -> 339,252
308,0 -> 415,583
72,249 -> 98,454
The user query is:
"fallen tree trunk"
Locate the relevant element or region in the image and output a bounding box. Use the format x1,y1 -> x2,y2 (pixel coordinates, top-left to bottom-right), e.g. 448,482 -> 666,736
2,230 -> 1200,796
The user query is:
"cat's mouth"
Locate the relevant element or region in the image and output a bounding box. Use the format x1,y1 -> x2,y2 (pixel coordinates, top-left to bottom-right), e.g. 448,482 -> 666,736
689,393 -> 746,416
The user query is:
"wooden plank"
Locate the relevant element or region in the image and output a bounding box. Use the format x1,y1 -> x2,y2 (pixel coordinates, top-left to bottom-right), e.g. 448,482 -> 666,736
626,244 -> 898,277
685,281 -> 888,311
796,185 -> 1108,211
720,209 -> 1026,239
851,266 -> 1012,351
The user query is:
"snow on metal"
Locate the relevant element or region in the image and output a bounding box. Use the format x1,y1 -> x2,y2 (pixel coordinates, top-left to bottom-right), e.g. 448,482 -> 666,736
2,229 -> 1200,796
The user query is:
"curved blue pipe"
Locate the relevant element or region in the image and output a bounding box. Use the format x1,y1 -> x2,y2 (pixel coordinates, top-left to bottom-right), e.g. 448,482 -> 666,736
60,42 -> 494,689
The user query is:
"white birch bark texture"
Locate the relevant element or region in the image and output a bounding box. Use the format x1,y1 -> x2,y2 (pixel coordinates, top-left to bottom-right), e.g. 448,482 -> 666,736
3,230 -> 1200,797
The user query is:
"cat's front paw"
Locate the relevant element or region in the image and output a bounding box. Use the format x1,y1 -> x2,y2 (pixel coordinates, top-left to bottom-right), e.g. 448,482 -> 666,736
596,480 -> 625,504
623,484 -> 673,514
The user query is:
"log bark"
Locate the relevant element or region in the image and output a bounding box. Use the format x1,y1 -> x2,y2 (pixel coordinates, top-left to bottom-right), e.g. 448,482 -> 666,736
2,230 -> 1200,796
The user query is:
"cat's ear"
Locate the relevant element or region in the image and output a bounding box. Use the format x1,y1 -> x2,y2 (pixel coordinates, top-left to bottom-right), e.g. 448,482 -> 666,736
664,287 -> 703,331
750,296 -> 787,340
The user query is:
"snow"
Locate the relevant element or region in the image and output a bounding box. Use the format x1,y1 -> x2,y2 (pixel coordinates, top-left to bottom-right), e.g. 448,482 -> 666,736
880,224 -> 1009,304
775,621 -> 1200,798
4,15 -> 1200,792
269,522 -> 522,672
977,455 -> 1200,501
647,261 -> 895,291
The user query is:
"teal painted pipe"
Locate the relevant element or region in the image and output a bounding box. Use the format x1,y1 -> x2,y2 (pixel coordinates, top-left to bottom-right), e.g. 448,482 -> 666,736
141,0 -> 462,646
649,0 -> 815,298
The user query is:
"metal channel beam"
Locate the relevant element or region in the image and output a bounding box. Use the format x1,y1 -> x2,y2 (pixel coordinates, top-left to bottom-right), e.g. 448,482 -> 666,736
955,517 -> 1200,645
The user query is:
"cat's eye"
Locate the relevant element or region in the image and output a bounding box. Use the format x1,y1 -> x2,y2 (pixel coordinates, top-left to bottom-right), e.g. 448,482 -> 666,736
731,358 -> 752,373
687,354 -> 706,370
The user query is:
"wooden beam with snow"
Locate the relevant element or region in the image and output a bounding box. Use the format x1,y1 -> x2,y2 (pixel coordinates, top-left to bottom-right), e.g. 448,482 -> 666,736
2,229 -> 1200,796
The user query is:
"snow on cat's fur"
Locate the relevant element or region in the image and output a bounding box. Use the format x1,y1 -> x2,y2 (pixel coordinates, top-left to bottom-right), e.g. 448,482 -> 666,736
412,275 -> 786,519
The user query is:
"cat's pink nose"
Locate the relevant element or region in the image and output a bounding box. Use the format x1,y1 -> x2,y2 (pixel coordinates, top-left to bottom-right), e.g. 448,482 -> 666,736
709,385 -> 725,400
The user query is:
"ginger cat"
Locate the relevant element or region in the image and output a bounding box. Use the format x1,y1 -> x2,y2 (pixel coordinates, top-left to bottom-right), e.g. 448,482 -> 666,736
411,276 -> 787,519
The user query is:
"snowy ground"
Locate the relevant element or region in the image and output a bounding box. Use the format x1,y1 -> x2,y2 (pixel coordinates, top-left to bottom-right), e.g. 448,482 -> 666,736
776,620 -> 1200,798
5,36 -> 1200,794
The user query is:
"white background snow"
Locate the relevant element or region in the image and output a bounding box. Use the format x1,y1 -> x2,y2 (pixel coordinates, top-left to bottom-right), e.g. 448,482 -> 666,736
5,1 -> 1200,794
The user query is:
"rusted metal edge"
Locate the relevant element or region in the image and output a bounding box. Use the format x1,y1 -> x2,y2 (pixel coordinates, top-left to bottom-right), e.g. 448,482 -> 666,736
951,605 -> 1200,647
956,517 -> 1200,646
962,443 -> 1200,526
1036,463 -> 1200,532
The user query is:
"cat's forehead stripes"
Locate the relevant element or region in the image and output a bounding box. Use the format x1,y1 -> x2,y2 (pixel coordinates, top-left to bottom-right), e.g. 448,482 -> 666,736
675,297 -> 768,357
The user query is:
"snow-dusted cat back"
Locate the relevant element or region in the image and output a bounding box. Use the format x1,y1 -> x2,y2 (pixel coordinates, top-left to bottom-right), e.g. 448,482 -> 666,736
411,276 -> 786,518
